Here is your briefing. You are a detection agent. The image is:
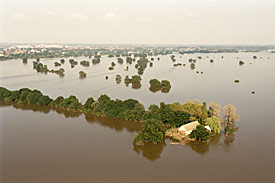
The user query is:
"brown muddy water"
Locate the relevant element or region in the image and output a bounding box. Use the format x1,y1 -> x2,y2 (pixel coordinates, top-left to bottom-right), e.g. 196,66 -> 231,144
0,53 -> 275,182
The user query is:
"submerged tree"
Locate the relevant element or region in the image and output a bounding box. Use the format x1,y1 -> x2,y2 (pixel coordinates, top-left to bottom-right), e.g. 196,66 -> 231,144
208,101 -> 222,121
223,104 -> 240,135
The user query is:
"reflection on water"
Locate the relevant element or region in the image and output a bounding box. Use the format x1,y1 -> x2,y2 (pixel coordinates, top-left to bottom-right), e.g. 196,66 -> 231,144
0,100 -> 235,160
187,134 -> 223,154
0,101 -> 141,133
224,134 -> 235,145
133,141 -> 166,161
85,113 -> 141,133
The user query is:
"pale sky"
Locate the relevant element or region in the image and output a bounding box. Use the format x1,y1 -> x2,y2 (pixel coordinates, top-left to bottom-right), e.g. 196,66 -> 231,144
0,0 -> 275,45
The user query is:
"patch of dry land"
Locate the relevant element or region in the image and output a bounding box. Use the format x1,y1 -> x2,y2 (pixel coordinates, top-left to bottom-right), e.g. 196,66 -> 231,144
165,128 -> 195,145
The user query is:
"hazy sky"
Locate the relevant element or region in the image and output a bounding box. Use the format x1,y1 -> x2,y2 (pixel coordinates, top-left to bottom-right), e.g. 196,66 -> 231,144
0,0 -> 275,45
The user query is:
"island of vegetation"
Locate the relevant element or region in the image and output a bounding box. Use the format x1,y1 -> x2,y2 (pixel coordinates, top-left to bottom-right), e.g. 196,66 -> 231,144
0,87 -> 240,147
92,58 -> 100,64
124,75 -> 142,89
79,71 -> 87,78
80,60 -> 90,67
149,79 -> 171,93
54,62 -> 61,67
69,59 -> 78,68
33,61 -> 65,77
115,75 -> 122,84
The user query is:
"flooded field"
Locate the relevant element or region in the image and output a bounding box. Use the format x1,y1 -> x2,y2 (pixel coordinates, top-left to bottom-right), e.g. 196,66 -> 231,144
1,52 -> 275,182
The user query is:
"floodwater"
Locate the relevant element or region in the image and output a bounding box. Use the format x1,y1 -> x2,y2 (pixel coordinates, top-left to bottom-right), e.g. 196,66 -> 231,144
0,53 -> 275,182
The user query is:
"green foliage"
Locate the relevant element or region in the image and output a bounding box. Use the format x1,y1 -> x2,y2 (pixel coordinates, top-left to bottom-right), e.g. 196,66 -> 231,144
83,97 -> 95,112
55,95 -> 82,111
33,61 -> 48,73
0,87 -> 12,100
182,102 -> 203,121
79,71 -> 87,78
239,61 -> 245,65
143,104 -> 161,121
60,59 -> 65,64
158,102 -> 190,127
149,79 -> 161,88
22,57 -> 28,63
80,60 -> 90,67
201,102 -> 208,124
133,119 -> 166,145
91,95 -> 145,121
190,63 -> 196,70
0,87 -> 52,105
224,125 -> 236,135
117,58 -> 123,64
92,58 -> 100,64
115,75 -> 122,84
189,125 -> 210,141
149,79 -> 171,93
131,75 -> 142,84
69,59 -> 78,65
205,116 -> 222,134
126,57 -> 133,64
54,62 -> 61,67
161,80 -> 171,93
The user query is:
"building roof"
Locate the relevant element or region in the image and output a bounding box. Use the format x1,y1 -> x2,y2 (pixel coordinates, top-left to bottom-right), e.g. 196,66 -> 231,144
178,121 -> 200,132
205,125 -> 211,131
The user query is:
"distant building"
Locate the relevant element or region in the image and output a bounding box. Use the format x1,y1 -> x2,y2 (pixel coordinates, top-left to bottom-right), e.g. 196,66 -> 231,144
178,121 -> 200,135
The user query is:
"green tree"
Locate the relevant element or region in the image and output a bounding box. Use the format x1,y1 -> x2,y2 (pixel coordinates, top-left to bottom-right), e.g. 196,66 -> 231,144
189,125 -> 210,141
133,119 -> 166,145
205,116 -> 222,134
201,102 -> 208,124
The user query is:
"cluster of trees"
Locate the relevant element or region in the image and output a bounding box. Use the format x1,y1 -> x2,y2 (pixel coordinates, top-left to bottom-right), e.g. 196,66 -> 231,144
239,61 -> 245,65
0,87 -> 52,105
135,58 -> 149,75
124,75 -> 142,89
33,61 -> 65,77
92,58 -> 100,64
79,71 -> 87,78
135,100 -> 239,144
69,59 -> 78,68
133,119 -> 166,145
190,63 -> 196,70
115,75 -> 122,84
170,55 -> 176,62
173,63 -> 182,67
33,61 -> 48,73
0,86 -> 240,145
149,79 -> 171,93
126,57 -> 134,64
117,58 -> 123,64
22,57 -> 28,64
80,60 -> 90,67
54,62 -> 61,67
